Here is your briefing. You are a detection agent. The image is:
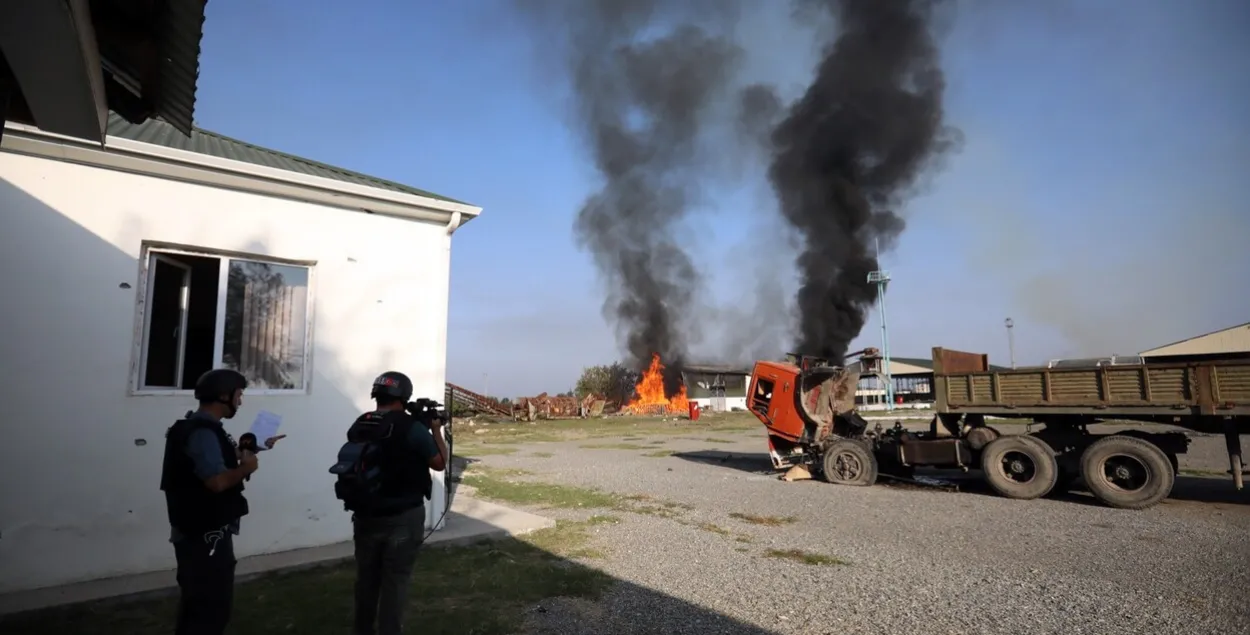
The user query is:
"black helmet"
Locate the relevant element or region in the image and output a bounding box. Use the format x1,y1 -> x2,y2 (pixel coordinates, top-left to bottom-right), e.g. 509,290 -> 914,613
371,371 -> 413,402
194,368 -> 249,404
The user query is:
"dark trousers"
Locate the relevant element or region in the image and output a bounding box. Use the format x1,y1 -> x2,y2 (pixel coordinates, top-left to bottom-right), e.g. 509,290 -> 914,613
173,530 -> 236,635
352,505 -> 426,635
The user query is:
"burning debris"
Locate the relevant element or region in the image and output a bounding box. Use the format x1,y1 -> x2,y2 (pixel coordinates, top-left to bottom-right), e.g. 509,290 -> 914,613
622,353 -> 690,416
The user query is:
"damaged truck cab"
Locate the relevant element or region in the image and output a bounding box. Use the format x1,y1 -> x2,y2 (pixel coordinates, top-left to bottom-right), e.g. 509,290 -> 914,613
748,352 -> 881,485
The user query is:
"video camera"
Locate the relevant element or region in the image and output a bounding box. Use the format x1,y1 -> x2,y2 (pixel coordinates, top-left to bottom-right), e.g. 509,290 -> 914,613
404,397 -> 448,428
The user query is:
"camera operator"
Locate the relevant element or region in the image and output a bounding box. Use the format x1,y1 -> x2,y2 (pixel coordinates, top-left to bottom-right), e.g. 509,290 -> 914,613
159,368 -> 286,635
347,371 -> 447,635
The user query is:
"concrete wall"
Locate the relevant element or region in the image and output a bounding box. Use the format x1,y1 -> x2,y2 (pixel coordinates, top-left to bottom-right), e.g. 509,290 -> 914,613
0,151 -> 454,594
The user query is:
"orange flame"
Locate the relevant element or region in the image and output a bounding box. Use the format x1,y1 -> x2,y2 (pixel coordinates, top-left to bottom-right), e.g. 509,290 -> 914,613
625,353 -> 690,415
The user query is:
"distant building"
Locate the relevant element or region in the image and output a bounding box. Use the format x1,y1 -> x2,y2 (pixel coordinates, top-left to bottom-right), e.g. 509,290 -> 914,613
1140,322 -> 1250,363
682,364 -> 751,412
853,357 -> 939,408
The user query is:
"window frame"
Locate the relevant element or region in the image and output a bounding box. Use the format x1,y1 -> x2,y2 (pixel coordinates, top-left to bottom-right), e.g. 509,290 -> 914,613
129,241 -> 318,397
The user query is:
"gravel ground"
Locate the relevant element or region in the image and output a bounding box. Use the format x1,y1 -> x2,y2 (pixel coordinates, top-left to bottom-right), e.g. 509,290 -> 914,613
460,421 -> 1250,635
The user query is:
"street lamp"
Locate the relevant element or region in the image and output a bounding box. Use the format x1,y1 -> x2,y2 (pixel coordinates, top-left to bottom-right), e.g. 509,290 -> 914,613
1004,318 -> 1015,370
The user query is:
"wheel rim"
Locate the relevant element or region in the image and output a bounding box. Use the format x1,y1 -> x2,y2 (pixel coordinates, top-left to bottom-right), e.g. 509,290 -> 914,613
998,450 -> 1037,484
830,451 -> 863,481
1100,453 -> 1149,493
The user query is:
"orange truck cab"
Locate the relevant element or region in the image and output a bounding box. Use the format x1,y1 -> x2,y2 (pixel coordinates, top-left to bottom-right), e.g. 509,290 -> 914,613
747,354 -> 866,470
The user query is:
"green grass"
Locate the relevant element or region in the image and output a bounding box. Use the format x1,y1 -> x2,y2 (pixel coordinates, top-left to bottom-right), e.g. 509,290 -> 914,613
0,520 -> 616,635
642,449 -> 675,458
457,412 -> 760,446
461,469 -> 622,510
456,445 -> 519,457
530,451 -> 554,458
762,548 -> 848,566
461,469 -> 694,521
704,437 -> 735,444
729,512 -> 799,527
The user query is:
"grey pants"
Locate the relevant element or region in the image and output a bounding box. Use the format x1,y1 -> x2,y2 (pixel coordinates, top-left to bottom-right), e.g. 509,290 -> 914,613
352,505 -> 426,635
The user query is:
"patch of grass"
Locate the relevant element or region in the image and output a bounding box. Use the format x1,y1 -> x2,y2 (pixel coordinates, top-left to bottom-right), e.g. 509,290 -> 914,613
621,436 -> 644,441
621,493 -> 693,518
729,512 -> 799,527
579,443 -> 654,451
1179,468 -> 1227,477
642,450 -> 675,458
464,470 -> 694,522
762,548 -> 847,567
694,522 -> 730,535
530,451 -> 554,458
457,445 -> 519,457
0,522 -> 616,635
735,547 -> 750,553
524,516 -> 620,560
704,437 -> 734,443
461,469 -> 621,509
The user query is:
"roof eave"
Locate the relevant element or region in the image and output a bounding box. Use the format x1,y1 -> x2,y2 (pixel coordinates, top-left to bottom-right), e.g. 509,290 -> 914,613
1,121 -> 483,230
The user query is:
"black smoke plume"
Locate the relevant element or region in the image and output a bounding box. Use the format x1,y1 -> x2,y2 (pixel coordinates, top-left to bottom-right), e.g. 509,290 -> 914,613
768,0 -> 961,363
522,0 -> 750,395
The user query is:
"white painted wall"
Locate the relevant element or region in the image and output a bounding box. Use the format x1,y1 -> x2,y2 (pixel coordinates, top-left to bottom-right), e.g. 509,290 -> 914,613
691,397 -> 747,412
0,151 -> 456,594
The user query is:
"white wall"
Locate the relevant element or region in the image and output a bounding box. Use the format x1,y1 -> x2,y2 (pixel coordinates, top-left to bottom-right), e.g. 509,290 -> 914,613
691,397 -> 747,412
0,151 -> 455,594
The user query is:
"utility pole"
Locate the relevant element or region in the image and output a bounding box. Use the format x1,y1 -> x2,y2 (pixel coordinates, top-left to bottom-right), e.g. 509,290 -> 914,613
867,238 -> 894,411
483,372 -> 489,400
1004,318 -> 1016,369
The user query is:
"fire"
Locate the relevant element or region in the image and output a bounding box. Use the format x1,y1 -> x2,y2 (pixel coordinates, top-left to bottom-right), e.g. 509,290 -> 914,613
625,353 -> 690,415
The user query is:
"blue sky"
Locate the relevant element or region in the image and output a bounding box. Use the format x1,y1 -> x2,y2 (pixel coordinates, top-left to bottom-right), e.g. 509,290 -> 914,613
191,1 -> 1249,397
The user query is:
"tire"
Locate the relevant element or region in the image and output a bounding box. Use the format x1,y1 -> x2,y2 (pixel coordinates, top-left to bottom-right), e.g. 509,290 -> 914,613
1080,435 -> 1174,510
980,435 -> 1059,500
822,439 -> 879,486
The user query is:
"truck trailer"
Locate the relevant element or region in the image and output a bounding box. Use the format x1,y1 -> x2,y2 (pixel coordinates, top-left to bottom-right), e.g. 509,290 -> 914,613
746,347 -> 1249,510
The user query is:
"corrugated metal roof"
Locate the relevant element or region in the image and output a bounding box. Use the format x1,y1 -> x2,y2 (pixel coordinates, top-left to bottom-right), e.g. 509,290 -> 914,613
105,112 -> 467,204
1141,322 -> 1250,357
152,0 -> 208,135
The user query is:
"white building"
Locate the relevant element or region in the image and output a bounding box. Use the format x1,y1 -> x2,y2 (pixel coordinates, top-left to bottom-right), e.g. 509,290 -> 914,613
0,115 -> 481,595
682,364 -> 751,412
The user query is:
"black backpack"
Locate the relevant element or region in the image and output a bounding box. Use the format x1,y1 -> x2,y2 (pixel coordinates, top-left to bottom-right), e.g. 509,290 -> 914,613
329,410 -> 412,514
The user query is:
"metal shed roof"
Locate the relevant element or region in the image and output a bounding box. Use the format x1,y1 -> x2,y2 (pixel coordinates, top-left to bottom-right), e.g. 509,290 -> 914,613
1140,322 -> 1250,357
105,112 -> 469,204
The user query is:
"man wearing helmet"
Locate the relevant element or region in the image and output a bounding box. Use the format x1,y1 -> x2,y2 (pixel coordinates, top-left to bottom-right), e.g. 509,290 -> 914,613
348,370 -> 447,635
159,368 -> 284,635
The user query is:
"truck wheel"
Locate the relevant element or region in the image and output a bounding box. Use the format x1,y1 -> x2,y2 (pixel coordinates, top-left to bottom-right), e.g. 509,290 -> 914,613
980,435 -> 1059,500
1080,435 -> 1174,510
822,439 -> 878,487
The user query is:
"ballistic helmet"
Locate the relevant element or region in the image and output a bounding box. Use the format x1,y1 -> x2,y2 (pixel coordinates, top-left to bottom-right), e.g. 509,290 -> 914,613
194,368 -> 249,404
371,371 -> 413,403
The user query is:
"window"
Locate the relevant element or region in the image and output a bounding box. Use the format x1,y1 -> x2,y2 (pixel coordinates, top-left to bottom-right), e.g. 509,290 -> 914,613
135,245 -> 313,393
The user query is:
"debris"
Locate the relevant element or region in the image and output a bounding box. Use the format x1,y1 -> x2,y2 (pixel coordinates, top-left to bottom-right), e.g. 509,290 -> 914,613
782,465 -> 813,482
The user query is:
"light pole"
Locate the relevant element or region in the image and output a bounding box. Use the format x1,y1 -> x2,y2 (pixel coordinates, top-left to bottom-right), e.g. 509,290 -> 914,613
483,372 -> 489,400
867,265 -> 893,411
1004,318 -> 1015,369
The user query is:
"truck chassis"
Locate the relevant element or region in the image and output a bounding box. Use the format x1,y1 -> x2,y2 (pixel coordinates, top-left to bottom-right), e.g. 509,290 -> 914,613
751,348 -> 1248,510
